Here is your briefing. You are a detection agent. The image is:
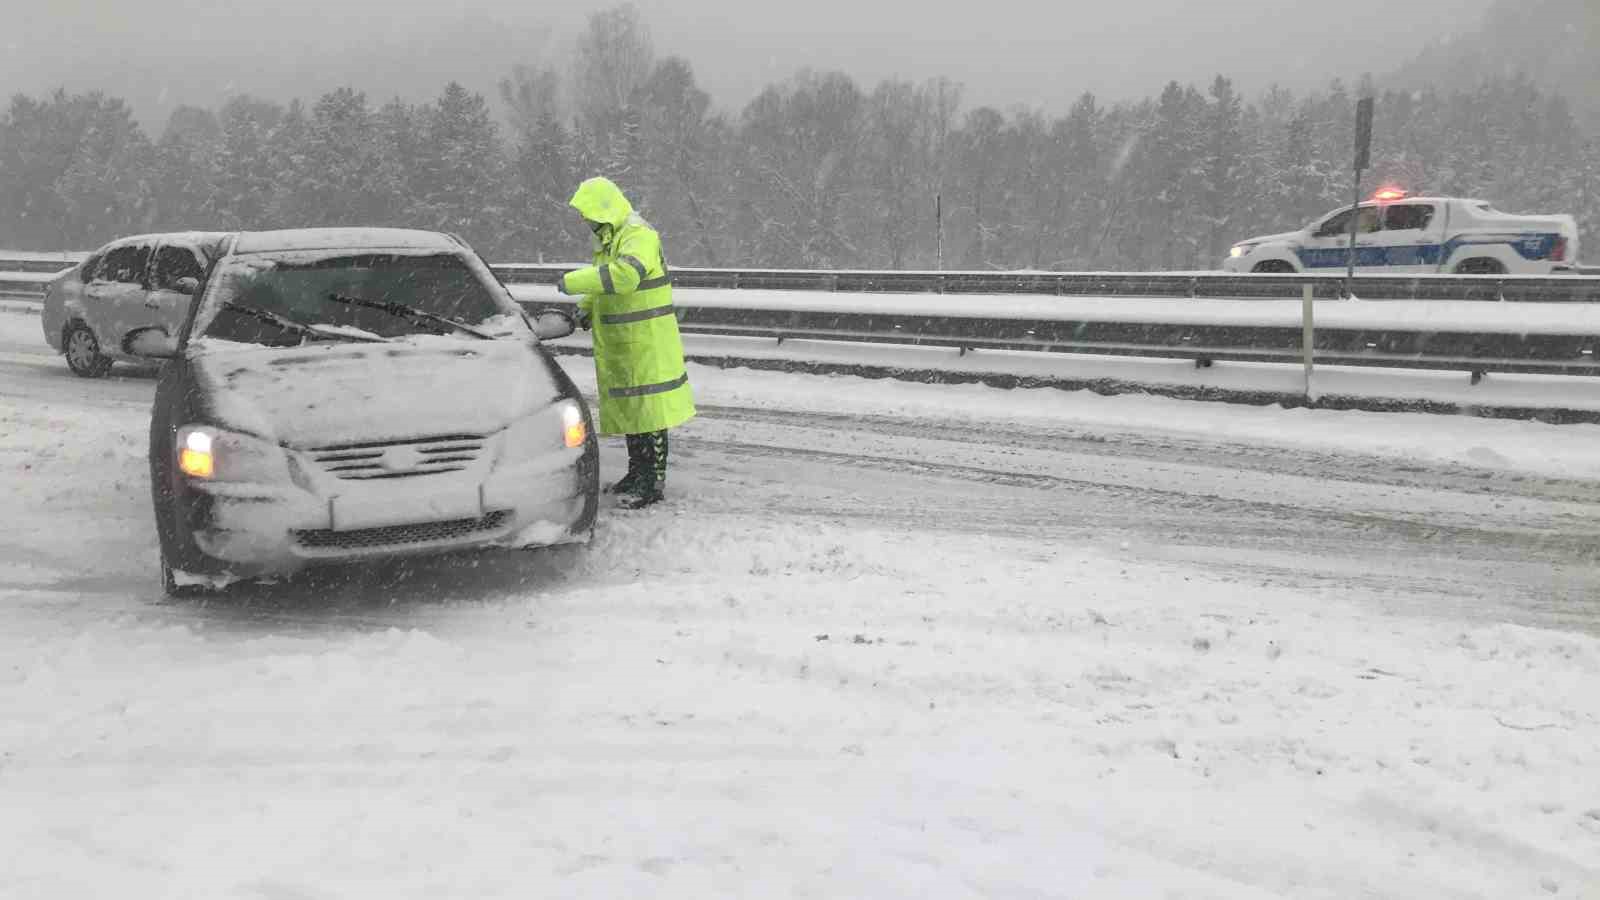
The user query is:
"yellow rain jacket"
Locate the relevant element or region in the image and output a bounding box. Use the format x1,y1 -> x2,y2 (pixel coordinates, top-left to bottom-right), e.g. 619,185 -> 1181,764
560,177 -> 696,436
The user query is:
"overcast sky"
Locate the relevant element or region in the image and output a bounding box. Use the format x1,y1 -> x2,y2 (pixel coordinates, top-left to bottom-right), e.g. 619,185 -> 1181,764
4,0 -> 1495,129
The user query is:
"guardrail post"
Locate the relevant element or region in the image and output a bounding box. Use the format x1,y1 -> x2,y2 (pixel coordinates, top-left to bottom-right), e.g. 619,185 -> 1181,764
1302,285 -> 1316,400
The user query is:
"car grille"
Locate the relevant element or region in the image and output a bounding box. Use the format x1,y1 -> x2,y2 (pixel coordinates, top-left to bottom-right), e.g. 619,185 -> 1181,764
308,434 -> 486,480
293,511 -> 512,551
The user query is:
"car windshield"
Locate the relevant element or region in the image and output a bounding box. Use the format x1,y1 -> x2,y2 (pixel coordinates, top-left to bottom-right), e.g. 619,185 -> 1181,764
198,252 -> 508,345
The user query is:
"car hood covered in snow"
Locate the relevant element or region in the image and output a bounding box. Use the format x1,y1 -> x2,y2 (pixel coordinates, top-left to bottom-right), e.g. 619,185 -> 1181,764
191,336 -> 563,447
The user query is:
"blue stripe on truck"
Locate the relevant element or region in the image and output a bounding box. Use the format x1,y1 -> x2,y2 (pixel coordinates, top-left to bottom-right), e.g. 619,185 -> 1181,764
1293,233 -> 1563,269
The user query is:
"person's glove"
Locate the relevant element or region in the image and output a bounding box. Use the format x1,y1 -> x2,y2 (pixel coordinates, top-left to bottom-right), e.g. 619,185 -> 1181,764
554,276 -> 570,295
574,308 -> 591,331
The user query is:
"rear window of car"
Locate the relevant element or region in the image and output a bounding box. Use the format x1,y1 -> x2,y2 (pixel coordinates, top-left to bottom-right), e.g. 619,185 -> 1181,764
99,244 -> 151,284
199,252 -> 506,346
78,254 -> 103,284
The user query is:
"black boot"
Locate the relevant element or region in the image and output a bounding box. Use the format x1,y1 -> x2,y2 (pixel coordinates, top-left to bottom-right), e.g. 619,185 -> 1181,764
607,435 -> 648,494
617,431 -> 667,509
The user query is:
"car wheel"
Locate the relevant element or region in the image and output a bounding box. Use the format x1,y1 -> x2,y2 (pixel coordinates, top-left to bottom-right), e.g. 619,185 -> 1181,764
63,322 -> 113,378
160,551 -> 210,598
1454,258 -> 1505,275
1251,260 -> 1297,274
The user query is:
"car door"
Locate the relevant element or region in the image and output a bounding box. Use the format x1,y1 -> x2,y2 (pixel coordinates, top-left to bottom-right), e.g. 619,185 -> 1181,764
1296,205 -> 1383,271
147,242 -> 207,337
82,241 -> 153,352
1373,203 -> 1441,274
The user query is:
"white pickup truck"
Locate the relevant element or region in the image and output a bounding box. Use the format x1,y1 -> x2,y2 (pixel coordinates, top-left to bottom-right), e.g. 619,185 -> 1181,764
1223,193 -> 1580,275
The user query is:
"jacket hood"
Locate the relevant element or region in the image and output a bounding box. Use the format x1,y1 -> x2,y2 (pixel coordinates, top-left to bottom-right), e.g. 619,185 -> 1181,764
569,177 -> 635,228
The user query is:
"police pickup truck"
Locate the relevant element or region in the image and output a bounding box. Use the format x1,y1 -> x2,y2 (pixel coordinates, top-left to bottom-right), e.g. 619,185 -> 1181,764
1223,190 -> 1580,275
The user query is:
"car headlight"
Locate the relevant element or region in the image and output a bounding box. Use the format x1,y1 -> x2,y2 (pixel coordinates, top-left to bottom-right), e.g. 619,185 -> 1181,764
499,400 -> 589,461
561,402 -> 587,449
175,425 -> 292,483
1229,244 -> 1256,259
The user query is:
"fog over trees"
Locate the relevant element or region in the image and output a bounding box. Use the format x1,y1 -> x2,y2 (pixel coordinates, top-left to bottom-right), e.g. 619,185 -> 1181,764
2,2 -> 1594,268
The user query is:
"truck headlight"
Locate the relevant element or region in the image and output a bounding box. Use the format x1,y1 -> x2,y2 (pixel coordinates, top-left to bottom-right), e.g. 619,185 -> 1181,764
175,425 -> 291,483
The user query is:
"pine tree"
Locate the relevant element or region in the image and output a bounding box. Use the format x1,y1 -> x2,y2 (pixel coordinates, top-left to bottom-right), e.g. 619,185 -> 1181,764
413,83 -> 508,253
151,105 -> 221,231
212,96 -> 284,230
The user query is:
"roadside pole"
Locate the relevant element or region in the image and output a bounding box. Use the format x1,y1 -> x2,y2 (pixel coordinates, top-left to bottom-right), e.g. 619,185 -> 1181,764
1302,284 -> 1316,400
1345,97 -> 1374,299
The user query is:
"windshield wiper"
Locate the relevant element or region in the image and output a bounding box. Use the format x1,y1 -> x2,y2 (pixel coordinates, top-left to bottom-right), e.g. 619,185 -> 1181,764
222,302 -> 389,344
325,293 -> 493,340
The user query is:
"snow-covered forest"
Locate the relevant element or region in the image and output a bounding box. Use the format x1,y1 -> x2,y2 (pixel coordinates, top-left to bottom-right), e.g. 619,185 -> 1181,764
1,4 -> 1594,270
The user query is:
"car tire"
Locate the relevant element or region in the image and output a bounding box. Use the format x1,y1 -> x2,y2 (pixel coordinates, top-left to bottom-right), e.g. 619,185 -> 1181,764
63,322 -> 113,378
160,551 -> 211,598
1251,260 -> 1297,274
1454,258 -> 1505,275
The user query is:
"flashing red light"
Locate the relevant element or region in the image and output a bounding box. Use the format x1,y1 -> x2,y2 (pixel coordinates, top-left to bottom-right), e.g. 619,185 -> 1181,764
1371,188 -> 1408,202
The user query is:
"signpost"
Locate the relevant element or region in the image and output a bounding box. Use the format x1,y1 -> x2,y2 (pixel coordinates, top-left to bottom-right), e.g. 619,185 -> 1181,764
1345,97 -> 1375,297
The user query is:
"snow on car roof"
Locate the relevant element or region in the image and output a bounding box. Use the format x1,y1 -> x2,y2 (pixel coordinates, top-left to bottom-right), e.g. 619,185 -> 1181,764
230,228 -> 463,255
102,231 -> 232,248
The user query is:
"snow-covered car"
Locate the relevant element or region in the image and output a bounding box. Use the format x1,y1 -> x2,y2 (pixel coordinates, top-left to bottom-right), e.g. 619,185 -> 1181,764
1223,193 -> 1580,275
41,232 -> 230,377
136,227 -> 599,596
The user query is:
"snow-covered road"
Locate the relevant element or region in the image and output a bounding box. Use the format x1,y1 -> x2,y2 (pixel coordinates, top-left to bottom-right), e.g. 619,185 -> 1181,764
3,311 -> 1599,897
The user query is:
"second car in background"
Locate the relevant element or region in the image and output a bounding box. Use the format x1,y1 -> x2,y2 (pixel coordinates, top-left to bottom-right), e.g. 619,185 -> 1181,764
1224,193 -> 1580,275
40,232 -> 230,377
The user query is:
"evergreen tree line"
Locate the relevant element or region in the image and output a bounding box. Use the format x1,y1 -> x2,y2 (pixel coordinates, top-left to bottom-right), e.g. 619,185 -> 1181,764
2,7 -> 1596,270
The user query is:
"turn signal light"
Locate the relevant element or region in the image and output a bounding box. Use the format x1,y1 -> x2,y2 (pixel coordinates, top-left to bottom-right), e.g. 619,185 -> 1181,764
179,430 -> 214,478
561,404 -> 587,448
564,421 -> 587,448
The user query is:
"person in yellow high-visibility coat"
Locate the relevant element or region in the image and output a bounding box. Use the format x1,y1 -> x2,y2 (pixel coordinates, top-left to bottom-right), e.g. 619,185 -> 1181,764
556,176 -> 695,509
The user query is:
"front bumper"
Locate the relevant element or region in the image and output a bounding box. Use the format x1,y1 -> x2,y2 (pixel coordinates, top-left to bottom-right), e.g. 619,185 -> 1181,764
182,444 -> 596,576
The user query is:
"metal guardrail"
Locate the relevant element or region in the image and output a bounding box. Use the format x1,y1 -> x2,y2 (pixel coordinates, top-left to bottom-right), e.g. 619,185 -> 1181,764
6,256 -> 1600,302
0,258 -> 84,274
520,295 -> 1600,379
6,258 -> 1599,379
0,273 -> 48,300
491,264 -> 1600,303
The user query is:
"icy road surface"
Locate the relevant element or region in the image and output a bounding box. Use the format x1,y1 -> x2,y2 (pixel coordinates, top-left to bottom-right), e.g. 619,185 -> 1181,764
2,311 -> 1598,898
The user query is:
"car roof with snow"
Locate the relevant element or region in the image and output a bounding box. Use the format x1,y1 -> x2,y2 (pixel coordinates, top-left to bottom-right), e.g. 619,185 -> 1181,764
229,228 -> 464,255
101,230 -> 233,247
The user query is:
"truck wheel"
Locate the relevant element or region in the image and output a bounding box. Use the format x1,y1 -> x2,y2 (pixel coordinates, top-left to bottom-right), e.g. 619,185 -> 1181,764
1454,258 -> 1505,275
1252,260 -> 1296,273
63,322 -> 113,378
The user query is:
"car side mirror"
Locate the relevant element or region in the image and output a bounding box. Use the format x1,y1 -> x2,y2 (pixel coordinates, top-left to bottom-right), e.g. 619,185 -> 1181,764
173,277 -> 200,296
126,328 -> 178,360
529,308 -> 576,340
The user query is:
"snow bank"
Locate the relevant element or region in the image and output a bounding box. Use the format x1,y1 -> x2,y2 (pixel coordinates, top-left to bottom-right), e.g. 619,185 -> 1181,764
2,348 -> 1600,897
546,334 -> 1600,481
